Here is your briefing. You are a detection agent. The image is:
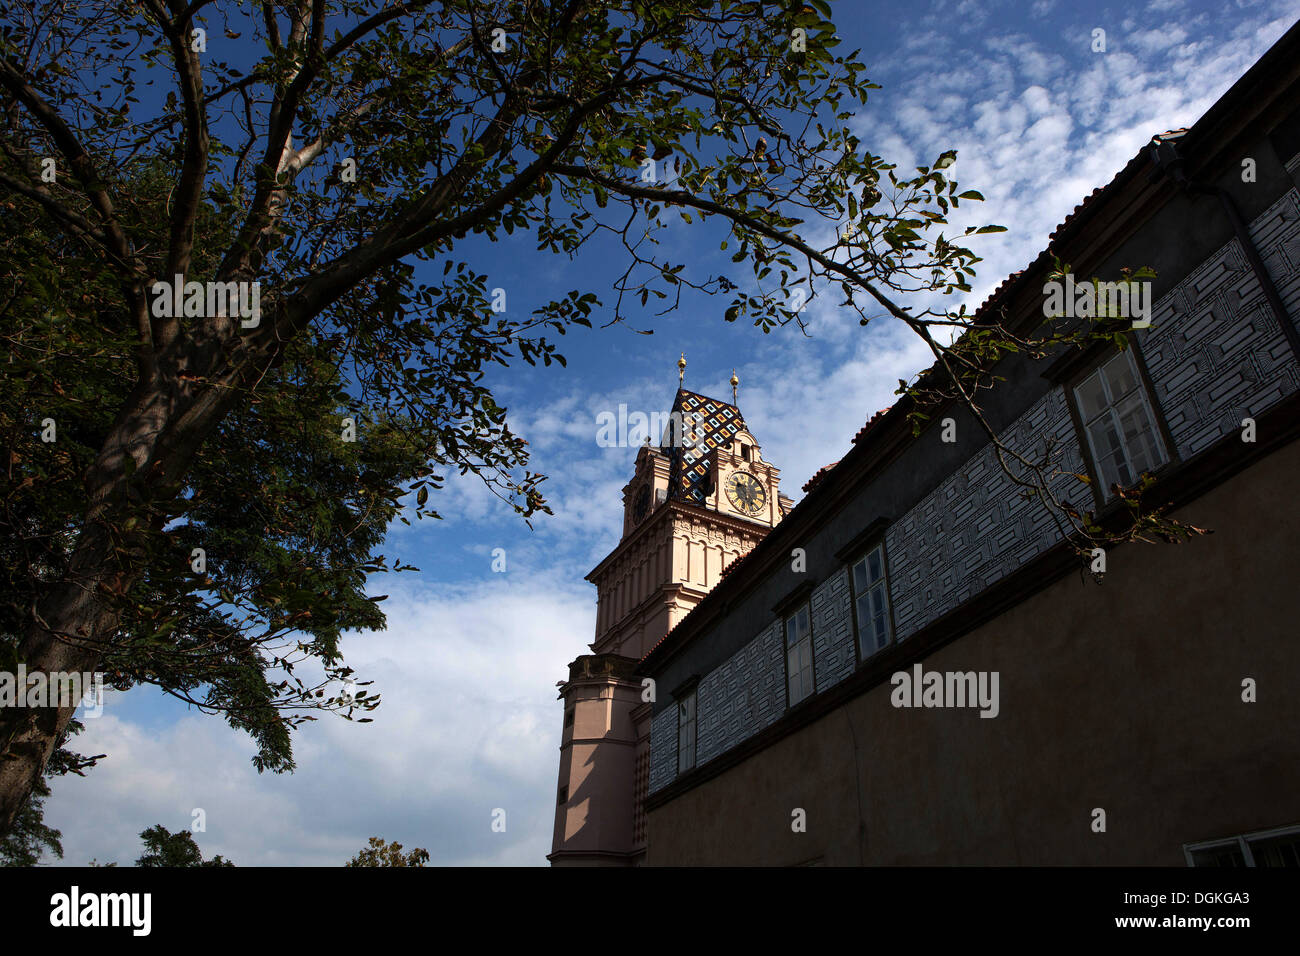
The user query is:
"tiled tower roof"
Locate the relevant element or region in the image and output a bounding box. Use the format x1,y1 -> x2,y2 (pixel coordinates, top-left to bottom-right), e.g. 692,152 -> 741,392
661,388 -> 749,506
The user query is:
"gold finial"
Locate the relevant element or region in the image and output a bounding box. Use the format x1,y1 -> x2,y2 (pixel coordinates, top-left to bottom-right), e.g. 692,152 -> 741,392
678,352 -> 687,384
730,368 -> 739,404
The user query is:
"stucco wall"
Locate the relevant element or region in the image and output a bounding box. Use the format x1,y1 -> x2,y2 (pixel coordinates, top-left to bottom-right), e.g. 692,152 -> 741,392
646,434 -> 1300,865
646,186 -> 1300,801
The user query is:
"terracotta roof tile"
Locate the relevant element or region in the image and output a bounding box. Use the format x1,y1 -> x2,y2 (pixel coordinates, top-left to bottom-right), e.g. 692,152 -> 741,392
802,460 -> 840,494
720,551 -> 750,579
851,407 -> 893,445
1046,129 -> 1186,244
937,130 -> 1187,326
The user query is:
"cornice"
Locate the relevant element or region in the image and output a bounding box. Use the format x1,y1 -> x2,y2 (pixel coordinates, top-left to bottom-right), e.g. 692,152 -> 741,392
586,497 -> 773,584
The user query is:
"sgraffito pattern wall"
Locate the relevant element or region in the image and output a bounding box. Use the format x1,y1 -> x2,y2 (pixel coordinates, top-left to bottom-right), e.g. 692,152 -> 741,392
647,705 -> 678,795
650,189 -> 1300,788
887,386 -> 1085,640
650,620 -> 786,791
1287,152 -> 1300,188
695,620 -> 784,767
1256,187 -> 1300,327
1139,188 -> 1300,459
811,567 -> 856,693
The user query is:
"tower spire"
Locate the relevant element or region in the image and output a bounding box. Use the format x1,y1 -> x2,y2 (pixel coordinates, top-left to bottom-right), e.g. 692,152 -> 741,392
731,368 -> 739,405
678,352 -> 687,385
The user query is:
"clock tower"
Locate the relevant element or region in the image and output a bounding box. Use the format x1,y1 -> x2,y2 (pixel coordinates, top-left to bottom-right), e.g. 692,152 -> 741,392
548,366 -> 792,865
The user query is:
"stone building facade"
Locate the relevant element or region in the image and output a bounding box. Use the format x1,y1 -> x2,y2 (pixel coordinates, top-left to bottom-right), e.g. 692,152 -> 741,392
638,24 -> 1300,866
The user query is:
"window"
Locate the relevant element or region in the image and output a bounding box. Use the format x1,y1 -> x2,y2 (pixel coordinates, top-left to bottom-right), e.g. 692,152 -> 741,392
563,708 -> 574,728
1072,349 -> 1168,496
677,690 -> 696,773
851,544 -> 892,657
1187,841 -> 1245,867
557,785 -> 568,805
785,604 -> 814,706
1253,830 -> 1300,866
1185,824 -> 1300,867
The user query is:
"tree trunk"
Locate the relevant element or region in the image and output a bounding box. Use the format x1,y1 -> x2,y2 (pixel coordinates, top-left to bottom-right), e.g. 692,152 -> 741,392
0,367 -> 223,835
0,520 -> 122,835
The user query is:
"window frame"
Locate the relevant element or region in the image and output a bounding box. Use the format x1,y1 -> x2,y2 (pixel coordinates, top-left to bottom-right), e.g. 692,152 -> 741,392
847,540 -> 895,661
783,601 -> 816,708
676,688 -> 697,774
1184,822 -> 1300,867
1064,342 -> 1175,508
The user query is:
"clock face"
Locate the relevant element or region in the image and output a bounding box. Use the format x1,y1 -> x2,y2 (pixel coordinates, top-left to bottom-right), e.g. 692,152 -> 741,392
725,471 -> 766,515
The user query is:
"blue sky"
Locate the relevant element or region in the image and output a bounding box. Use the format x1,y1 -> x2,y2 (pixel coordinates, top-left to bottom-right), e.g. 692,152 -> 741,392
42,0 -> 1300,866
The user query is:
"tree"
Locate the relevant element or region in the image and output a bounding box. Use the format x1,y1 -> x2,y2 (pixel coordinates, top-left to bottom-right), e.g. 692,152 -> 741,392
0,718 -> 99,866
0,0 -> 592,827
346,836 -> 430,867
0,777 -> 61,866
0,0 -> 1197,834
134,824 -> 234,867
1,160 -> 424,786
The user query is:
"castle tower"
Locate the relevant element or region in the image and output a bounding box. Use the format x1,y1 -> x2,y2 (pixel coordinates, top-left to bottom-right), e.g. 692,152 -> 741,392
548,367 -> 791,865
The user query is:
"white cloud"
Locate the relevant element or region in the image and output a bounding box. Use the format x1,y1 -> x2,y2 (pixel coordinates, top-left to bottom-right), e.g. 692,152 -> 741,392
44,572 -> 591,866
851,2 -> 1298,334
